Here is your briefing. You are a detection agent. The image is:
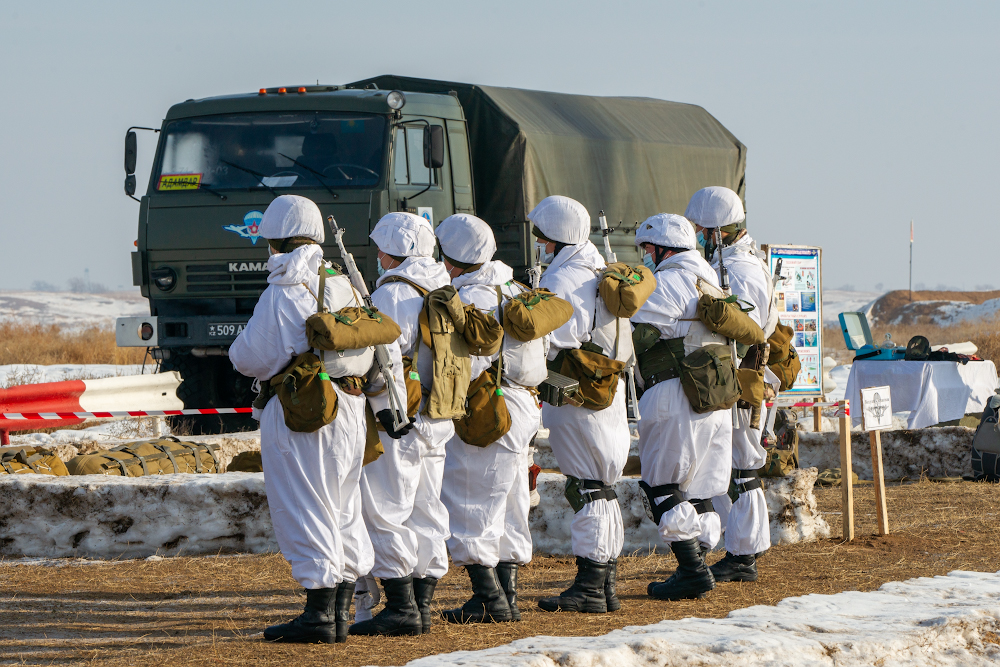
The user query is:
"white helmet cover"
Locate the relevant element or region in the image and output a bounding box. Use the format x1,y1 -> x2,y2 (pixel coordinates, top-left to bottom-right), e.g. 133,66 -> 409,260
684,186 -> 745,229
436,214 -> 497,265
369,212 -> 437,257
259,194 -> 325,242
634,213 -> 697,251
527,195 -> 591,245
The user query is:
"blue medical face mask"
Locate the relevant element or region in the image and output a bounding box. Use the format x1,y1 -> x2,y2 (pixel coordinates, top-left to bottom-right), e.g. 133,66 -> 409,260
376,262 -> 387,277
642,253 -> 657,270
696,231 -> 707,248
535,241 -> 554,265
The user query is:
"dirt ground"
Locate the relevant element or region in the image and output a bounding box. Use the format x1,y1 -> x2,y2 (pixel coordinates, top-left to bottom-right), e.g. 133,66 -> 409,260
1,479 -> 998,666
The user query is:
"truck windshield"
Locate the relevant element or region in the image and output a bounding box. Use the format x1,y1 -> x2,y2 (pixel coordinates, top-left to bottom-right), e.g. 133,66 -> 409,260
153,111 -> 386,192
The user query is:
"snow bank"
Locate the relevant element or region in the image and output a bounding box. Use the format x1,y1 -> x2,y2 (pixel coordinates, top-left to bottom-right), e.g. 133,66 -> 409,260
530,468 -> 828,556
0,291 -> 148,330
0,465 -> 826,559
800,426 -> 973,480
0,473 -> 276,559
405,570 -> 1000,666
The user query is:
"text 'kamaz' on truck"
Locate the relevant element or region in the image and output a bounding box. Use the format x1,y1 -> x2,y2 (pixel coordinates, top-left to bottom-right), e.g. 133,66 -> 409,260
117,75 -> 746,433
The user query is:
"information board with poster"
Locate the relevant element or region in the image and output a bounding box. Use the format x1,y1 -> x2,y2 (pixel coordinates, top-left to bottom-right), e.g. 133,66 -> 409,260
766,245 -> 823,398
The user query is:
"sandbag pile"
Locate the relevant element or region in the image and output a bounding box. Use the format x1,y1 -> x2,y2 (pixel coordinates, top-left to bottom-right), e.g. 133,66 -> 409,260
0,447 -> 70,476
65,437 -> 221,476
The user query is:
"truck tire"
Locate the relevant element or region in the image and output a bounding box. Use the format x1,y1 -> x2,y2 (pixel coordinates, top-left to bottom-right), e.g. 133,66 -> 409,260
160,353 -> 256,435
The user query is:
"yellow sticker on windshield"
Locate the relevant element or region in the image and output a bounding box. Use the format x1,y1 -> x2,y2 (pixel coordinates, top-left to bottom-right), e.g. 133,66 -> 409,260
158,173 -> 202,191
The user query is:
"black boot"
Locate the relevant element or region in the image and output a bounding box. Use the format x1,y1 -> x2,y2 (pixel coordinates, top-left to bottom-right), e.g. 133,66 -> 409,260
710,552 -> 758,583
411,576 -> 438,634
605,558 -> 621,612
334,580 -> 355,643
348,576 -> 422,636
495,562 -> 520,622
648,539 -> 715,601
442,565 -> 512,623
264,587 -> 338,643
538,557 -> 608,613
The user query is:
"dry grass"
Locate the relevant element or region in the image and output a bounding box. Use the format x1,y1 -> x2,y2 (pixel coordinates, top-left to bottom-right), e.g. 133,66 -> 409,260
824,320 -> 1000,366
0,322 -> 146,368
1,479 -> 998,666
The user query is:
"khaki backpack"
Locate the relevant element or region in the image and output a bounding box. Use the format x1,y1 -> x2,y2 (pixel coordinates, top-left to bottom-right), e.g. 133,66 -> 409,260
555,342 -> 626,411
503,287 -> 574,342
454,287 -> 514,446
766,323 -> 801,391
66,438 -> 221,476
0,446 -> 69,476
270,351 -> 340,433
696,294 -> 766,347
598,262 -> 656,317
270,266 -> 400,433
382,277 -> 503,420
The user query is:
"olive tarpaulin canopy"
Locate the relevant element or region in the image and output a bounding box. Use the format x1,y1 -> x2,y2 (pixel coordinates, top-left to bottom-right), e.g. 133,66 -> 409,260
350,75 -> 746,267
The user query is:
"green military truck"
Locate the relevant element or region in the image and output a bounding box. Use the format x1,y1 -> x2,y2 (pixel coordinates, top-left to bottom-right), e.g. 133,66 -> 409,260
117,74 -> 746,432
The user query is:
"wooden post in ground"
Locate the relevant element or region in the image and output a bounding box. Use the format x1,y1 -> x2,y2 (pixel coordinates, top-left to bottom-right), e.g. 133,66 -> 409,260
813,402 -> 823,432
838,399 -> 854,541
869,430 -> 890,535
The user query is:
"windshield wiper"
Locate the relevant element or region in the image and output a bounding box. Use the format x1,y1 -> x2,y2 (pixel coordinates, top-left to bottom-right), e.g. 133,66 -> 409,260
220,159 -> 279,198
197,183 -> 227,200
278,153 -> 339,199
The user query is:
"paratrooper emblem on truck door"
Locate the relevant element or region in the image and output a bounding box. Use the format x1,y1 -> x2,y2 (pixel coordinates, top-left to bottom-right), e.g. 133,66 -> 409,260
223,210 -> 264,245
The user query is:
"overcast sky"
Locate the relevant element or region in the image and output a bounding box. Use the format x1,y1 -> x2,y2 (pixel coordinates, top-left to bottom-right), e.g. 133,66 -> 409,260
1,1 -> 996,293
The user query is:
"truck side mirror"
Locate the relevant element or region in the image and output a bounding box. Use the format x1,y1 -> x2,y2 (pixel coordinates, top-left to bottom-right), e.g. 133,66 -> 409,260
125,175 -> 136,196
423,125 -> 444,169
125,131 -> 138,175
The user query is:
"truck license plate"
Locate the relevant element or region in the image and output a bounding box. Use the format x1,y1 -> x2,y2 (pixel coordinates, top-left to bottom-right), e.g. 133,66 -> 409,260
207,322 -> 246,337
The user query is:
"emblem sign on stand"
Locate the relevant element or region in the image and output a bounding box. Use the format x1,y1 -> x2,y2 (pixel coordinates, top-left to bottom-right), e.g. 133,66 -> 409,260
860,385 -> 892,535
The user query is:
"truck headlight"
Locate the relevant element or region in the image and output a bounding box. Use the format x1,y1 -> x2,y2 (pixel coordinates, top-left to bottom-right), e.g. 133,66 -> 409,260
386,90 -> 406,111
151,267 -> 177,291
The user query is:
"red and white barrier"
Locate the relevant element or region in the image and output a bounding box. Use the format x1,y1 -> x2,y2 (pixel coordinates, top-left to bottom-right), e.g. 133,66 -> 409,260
0,372 -> 183,444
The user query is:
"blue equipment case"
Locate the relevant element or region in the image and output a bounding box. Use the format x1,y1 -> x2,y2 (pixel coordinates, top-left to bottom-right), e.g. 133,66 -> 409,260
839,312 -> 906,361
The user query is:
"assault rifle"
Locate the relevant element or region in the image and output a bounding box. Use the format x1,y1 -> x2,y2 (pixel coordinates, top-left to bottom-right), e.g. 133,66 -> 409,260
598,210 -> 640,423
714,227 -> 741,428
328,215 -> 409,432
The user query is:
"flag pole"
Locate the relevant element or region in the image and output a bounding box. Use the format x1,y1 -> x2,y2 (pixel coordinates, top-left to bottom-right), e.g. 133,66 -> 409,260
909,220 -> 913,302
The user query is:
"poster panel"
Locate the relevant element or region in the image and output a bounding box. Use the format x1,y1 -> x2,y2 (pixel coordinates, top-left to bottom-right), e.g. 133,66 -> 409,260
767,245 -> 824,398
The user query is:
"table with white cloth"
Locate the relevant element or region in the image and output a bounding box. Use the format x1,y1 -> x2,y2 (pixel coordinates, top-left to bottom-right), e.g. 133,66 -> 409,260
844,360 -> 998,430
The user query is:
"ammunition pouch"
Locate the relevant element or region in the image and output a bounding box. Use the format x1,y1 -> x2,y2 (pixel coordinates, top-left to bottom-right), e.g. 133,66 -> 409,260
564,475 -> 618,513
635,333 -> 685,390
727,468 -> 763,503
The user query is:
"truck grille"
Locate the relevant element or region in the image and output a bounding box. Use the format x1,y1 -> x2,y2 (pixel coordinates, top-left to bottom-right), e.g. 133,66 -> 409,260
184,265 -> 268,294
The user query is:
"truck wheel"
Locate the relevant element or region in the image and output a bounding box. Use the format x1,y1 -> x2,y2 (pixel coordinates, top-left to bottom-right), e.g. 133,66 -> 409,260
160,353 -> 256,435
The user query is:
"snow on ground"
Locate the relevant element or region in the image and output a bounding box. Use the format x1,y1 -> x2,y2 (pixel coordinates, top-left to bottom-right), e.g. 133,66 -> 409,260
405,570 -> 1000,666
800,426 -> 973,480
0,463 -> 826,559
882,297 -> 1000,326
822,289 -> 879,324
0,291 -> 148,330
0,363 -> 149,387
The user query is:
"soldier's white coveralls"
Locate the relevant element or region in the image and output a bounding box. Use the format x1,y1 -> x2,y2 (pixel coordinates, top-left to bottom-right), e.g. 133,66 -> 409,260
687,186 -> 774,556
230,195 -> 402,590
534,197 -> 629,563
632,214 -> 732,549
362,213 -> 453,581
436,214 -> 539,568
